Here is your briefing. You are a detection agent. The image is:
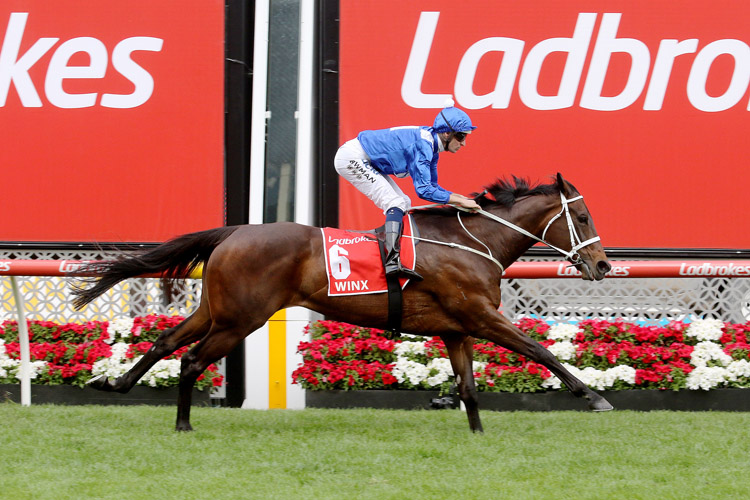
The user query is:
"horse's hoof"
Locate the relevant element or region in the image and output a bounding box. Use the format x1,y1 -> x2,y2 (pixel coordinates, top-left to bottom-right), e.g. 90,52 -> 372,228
86,375 -> 113,391
590,398 -> 614,412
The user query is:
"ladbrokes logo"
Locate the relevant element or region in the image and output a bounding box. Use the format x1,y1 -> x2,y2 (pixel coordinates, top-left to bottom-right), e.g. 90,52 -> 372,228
403,12 -> 750,112
679,263 -> 750,277
0,12 -> 163,108
557,263 -> 631,277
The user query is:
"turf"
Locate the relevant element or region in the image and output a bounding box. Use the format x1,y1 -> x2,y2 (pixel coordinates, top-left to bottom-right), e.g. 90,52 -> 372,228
1,404 -> 748,500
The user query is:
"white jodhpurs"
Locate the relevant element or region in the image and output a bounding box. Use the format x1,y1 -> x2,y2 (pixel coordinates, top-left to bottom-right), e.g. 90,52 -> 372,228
334,138 -> 411,213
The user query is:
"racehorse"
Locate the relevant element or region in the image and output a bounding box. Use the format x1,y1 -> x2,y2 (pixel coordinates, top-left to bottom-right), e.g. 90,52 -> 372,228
73,173 -> 614,432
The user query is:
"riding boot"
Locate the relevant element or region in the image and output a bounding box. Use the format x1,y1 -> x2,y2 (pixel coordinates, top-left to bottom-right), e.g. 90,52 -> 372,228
384,219 -> 423,281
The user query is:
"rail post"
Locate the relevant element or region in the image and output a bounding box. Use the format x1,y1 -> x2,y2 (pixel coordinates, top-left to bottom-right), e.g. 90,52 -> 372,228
10,276 -> 31,406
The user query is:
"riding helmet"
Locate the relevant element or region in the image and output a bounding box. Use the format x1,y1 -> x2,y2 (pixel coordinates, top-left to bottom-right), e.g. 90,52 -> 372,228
433,98 -> 477,133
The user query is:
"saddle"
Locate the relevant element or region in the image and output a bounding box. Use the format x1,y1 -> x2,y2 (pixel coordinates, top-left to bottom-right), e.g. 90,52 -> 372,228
321,216 -> 419,335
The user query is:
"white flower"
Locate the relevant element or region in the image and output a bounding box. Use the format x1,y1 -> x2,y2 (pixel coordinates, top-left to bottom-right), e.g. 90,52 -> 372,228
394,341 -> 426,357
542,375 -> 562,390
690,341 -> 732,367
141,359 -> 181,387
607,365 -> 636,385
0,356 -> 18,379
726,360 -> 750,382
425,358 -> 452,387
109,342 -> 131,362
472,360 -> 487,374
547,341 -> 577,360
576,366 -> 606,389
91,357 -> 132,379
110,317 -> 135,341
686,366 -> 728,390
91,343 -> 136,380
685,318 -> 725,342
0,356 -> 45,381
392,357 -> 430,385
547,323 -> 580,342
541,364 -> 636,391
27,361 -> 46,380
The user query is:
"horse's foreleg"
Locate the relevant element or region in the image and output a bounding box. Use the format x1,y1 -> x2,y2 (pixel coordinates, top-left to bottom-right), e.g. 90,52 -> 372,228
89,308 -> 211,394
472,308 -> 613,412
443,335 -> 483,433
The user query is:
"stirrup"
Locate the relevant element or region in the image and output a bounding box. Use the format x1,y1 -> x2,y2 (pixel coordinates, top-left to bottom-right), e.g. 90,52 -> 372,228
386,261 -> 424,281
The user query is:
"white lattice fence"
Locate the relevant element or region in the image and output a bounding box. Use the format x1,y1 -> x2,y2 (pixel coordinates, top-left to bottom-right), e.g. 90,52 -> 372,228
499,256 -> 750,324
0,249 -> 201,323
500,276 -> 750,324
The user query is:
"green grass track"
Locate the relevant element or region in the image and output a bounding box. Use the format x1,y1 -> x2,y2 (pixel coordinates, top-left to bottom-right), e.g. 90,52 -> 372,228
1,404 -> 749,500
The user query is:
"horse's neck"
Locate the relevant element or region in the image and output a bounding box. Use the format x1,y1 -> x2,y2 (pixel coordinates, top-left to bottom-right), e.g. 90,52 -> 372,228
472,196 -> 560,265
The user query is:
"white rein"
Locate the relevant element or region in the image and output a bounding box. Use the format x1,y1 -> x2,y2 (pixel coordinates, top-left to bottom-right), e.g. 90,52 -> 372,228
407,192 -> 601,273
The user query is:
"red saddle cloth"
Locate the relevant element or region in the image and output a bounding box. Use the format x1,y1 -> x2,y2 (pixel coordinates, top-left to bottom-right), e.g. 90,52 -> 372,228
321,215 -> 416,296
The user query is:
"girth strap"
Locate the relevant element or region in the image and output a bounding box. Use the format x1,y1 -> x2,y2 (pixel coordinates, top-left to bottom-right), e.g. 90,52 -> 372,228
376,228 -> 402,335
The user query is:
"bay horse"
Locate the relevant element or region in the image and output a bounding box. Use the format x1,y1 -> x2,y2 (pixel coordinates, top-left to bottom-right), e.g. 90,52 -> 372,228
73,173 -> 614,432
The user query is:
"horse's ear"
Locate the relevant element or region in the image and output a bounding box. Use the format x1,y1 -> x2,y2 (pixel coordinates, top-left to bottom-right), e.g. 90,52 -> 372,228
555,172 -> 567,192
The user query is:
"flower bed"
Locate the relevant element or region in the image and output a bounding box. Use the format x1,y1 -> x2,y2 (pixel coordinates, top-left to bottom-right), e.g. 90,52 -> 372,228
292,318 -> 750,394
0,315 -> 223,391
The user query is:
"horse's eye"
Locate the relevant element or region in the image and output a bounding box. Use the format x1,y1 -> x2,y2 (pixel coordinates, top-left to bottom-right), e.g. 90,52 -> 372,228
577,214 -> 589,224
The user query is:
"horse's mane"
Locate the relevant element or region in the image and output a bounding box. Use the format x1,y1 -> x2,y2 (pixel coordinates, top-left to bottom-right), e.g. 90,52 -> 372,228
415,176 -> 561,216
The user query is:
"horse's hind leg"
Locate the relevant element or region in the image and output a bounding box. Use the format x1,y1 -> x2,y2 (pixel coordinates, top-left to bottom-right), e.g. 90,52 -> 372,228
443,335 -> 483,433
174,321 -> 259,431
89,305 -> 211,393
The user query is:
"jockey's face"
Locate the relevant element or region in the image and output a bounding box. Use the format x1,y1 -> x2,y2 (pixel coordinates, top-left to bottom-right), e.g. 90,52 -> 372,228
441,131 -> 468,153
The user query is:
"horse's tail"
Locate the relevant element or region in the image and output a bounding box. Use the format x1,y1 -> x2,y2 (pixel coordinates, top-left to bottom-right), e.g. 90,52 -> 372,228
72,226 -> 239,310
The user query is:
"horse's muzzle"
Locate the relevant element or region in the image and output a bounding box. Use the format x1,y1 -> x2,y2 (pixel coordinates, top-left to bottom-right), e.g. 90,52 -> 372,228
576,259 -> 611,281
594,259 -> 612,280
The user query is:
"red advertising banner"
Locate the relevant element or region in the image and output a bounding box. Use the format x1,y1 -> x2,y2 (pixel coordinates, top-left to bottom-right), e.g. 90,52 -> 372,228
1,1 -> 224,242
339,1 -> 750,249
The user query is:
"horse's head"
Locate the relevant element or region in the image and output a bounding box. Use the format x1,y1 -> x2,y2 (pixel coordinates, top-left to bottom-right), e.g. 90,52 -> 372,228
541,173 -> 611,281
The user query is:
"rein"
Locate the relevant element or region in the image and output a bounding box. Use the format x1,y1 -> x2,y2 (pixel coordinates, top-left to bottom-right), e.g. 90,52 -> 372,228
405,225 -> 505,273
409,192 -> 601,272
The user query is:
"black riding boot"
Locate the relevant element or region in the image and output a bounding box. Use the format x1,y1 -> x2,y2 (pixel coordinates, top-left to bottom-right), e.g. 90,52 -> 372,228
384,219 -> 423,281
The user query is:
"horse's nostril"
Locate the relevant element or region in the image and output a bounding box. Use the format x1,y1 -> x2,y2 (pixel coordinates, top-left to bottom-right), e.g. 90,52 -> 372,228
597,261 -> 612,274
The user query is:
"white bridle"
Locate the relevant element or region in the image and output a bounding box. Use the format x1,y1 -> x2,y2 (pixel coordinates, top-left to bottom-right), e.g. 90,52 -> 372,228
409,192 -> 601,272
540,192 -> 601,262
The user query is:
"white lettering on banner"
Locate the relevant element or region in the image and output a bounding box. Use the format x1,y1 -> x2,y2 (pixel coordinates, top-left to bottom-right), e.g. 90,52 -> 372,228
0,261 -> 10,272
401,11 -> 451,108
518,13 -> 594,110
58,260 -> 87,273
556,263 -> 631,277
402,11 -> 750,112
679,263 -> 750,277
0,12 -> 163,108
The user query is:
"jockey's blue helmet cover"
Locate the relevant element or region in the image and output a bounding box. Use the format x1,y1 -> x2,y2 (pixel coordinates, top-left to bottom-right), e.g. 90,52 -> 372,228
433,98 -> 477,133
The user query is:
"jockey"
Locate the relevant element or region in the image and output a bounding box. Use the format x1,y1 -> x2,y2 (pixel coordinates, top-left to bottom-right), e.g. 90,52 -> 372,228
334,99 -> 480,281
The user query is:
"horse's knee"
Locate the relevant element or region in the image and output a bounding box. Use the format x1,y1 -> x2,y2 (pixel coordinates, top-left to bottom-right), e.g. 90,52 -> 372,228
179,352 -> 204,380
